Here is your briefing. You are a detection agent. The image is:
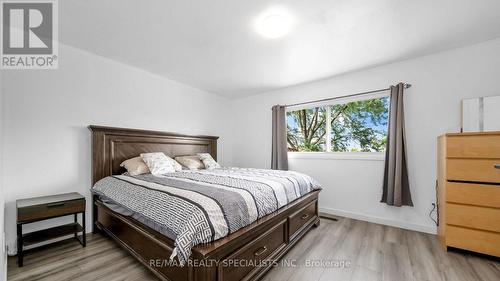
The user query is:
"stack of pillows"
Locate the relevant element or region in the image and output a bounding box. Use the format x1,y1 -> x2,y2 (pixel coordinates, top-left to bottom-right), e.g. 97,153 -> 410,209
120,152 -> 220,176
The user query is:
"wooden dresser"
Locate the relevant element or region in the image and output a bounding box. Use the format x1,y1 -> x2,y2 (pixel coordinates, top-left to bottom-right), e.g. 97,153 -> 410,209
437,131 -> 500,257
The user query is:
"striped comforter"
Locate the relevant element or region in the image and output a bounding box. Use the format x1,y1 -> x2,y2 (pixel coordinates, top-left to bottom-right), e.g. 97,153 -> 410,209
91,167 -> 321,264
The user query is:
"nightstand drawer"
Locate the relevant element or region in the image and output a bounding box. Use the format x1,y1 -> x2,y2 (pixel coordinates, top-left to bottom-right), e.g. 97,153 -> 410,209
18,199 -> 85,222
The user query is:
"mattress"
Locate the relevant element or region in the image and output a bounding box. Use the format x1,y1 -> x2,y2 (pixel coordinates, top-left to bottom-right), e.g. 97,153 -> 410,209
91,167 -> 321,264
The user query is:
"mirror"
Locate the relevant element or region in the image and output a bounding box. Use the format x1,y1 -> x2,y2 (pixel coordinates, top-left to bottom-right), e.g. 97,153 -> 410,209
462,95 -> 500,132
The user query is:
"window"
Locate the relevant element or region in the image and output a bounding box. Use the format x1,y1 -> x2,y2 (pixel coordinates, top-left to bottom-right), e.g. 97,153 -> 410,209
286,96 -> 389,153
286,107 -> 327,152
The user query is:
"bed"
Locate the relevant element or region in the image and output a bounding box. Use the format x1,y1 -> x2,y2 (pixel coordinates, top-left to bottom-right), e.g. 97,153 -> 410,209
90,125 -> 321,281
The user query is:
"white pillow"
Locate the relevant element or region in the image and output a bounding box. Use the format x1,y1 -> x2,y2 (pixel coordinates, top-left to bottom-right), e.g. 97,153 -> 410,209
120,157 -> 150,176
140,152 -> 176,175
170,158 -> 183,172
197,153 -> 220,170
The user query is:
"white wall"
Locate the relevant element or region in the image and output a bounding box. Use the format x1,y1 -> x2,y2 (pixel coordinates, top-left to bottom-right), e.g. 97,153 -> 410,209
0,43 -> 230,255
0,69 -> 6,280
228,38 -> 500,234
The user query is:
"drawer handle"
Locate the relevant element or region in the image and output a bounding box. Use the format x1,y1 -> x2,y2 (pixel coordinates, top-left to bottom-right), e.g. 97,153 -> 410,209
301,214 -> 309,220
254,246 -> 268,256
495,164 -> 500,169
46,203 -> 65,208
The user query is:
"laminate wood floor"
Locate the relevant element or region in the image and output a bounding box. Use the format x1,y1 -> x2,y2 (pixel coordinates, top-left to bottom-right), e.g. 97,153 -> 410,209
8,217 -> 500,281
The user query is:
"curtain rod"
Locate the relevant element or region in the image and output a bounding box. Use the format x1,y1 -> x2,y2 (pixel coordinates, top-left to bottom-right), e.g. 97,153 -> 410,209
283,83 -> 412,108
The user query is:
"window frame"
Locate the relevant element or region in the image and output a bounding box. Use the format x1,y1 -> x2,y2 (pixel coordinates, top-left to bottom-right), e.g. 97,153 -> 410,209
286,91 -> 390,159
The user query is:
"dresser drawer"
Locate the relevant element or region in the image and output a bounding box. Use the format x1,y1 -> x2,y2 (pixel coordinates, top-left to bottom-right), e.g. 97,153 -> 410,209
447,134 -> 500,158
446,225 -> 500,257
447,159 -> 500,183
446,182 -> 500,208
288,200 -> 317,240
446,203 -> 500,232
18,199 -> 85,222
219,220 -> 286,281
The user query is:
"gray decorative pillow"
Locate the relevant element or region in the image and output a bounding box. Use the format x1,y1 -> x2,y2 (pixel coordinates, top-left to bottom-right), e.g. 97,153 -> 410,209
140,152 -> 176,175
175,156 -> 205,170
197,153 -> 220,170
120,157 -> 150,176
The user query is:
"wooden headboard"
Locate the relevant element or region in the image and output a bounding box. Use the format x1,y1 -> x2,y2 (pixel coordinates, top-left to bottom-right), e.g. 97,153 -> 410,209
89,125 -> 218,184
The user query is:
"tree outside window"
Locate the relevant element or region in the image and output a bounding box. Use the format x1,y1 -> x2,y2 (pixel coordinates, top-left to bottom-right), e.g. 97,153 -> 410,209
286,96 -> 389,152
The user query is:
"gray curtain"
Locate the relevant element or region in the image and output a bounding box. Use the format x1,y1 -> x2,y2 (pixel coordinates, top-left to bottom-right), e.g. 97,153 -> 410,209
381,83 -> 413,206
271,105 -> 289,170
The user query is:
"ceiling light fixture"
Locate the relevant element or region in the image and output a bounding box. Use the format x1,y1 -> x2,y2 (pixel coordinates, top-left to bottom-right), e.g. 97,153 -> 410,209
254,7 -> 295,39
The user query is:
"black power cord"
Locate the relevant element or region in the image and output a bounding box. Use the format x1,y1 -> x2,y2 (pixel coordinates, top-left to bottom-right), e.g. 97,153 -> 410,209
429,180 -> 438,226
429,203 -> 438,226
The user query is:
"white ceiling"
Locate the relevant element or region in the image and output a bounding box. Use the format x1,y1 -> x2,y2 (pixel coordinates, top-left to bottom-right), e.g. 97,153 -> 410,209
60,0 -> 500,98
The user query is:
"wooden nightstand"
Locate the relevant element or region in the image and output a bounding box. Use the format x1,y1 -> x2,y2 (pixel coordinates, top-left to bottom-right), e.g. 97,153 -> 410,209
16,192 -> 86,267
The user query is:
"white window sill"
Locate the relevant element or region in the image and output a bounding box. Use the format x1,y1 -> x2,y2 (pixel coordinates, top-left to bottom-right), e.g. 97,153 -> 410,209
288,152 -> 385,161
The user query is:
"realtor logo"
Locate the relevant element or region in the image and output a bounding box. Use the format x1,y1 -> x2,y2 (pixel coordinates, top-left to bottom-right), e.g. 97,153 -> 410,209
1,0 -> 58,69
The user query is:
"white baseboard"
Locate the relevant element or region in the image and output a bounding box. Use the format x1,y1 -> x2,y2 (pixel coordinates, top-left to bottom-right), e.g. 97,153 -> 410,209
6,240 -> 16,256
1,232 -> 5,281
319,207 -> 437,234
